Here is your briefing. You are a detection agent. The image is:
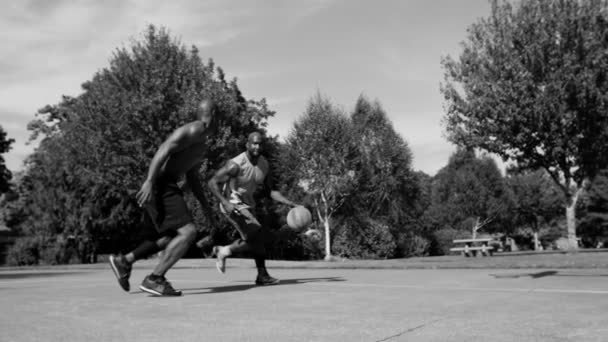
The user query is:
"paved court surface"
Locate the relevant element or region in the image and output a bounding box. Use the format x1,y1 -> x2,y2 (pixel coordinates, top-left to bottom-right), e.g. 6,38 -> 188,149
1,260 -> 607,341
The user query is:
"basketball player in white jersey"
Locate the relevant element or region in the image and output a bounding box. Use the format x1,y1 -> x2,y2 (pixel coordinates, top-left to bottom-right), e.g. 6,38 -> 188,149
208,132 -> 298,285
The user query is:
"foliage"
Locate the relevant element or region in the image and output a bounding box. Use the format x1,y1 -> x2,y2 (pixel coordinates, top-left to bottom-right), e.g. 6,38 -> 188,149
347,95 -> 420,231
430,227 -> 469,256
441,0 -> 608,242
6,235 -> 50,266
395,232 -> 431,258
10,25 -> 274,262
424,149 -> 515,236
507,169 -> 563,232
332,216 -> 397,259
265,226 -> 324,260
277,93 -> 358,259
0,126 -> 14,194
577,169 -> 608,246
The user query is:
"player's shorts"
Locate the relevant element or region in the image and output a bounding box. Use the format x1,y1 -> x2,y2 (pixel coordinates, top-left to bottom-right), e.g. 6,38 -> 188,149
221,206 -> 262,242
144,177 -> 193,233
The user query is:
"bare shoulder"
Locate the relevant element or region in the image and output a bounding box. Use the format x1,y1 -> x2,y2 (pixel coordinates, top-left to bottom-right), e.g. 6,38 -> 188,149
183,121 -> 208,135
171,121 -> 208,142
224,159 -> 240,175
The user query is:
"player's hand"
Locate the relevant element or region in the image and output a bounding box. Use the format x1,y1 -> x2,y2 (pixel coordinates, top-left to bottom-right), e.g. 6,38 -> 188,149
136,180 -> 154,207
303,228 -> 321,240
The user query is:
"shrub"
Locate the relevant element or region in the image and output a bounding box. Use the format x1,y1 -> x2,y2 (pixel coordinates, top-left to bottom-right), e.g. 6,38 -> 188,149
6,235 -> 79,266
332,218 -> 397,259
396,232 -> 430,257
430,228 -> 469,256
6,236 -> 48,266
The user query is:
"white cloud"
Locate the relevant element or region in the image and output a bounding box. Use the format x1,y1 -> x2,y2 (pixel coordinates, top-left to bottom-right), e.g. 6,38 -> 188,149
0,0 -> 492,177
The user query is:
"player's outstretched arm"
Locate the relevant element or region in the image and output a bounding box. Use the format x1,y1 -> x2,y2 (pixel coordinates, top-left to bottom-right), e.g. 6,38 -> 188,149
270,190 -> 298,207
265,170 -> 298,207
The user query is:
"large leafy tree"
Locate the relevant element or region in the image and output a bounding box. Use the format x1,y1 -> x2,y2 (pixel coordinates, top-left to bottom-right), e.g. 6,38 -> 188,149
441,0 -> 608,247
12,25 -> 274,263
0,126 -> 14,194
425,149 -> 514,237
277,94 -> 358,260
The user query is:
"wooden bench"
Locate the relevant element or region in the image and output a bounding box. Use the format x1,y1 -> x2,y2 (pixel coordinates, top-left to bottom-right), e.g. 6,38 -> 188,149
450,238 -> 494,257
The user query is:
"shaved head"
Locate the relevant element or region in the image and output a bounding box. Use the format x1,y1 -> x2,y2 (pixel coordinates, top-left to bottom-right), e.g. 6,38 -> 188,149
248,131 -> 263,143
246,131 -> 263,158
196,98 -> 218,130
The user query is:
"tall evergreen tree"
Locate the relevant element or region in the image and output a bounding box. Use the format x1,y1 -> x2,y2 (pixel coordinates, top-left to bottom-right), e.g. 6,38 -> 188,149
348,96 -> 419,228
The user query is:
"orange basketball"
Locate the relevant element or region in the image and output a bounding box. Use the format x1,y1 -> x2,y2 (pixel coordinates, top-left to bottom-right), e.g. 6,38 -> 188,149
286,206 -> 312,231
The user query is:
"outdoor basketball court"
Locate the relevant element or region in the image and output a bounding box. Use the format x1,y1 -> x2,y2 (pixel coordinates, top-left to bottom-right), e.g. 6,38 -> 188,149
1,259 -> 607,341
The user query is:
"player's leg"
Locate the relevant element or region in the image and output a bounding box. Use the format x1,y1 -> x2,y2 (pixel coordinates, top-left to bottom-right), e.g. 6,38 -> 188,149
215,209 -> 278,284
139,223 -> 197,296
249,229 -> 279,286
213,209 -> 260,273
137,181 -> 196,296
109,219 -> 172,292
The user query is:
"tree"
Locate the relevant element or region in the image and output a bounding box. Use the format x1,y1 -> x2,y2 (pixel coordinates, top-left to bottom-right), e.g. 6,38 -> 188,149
348,95 -> 419,229
577,169 -> 608,246
425,149 -> 514,238
10,25 -> 274,264
441,0 -> 608,248
278,94 -> 358,260
338,95 -> 423,258
0,126 -> 14,194
507,169 -> 563,249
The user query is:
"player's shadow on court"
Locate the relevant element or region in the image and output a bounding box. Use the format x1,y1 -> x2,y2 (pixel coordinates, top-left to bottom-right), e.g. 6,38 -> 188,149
182,277 -> 346,296
491,270 -> 558,279
491,270 -> 608,279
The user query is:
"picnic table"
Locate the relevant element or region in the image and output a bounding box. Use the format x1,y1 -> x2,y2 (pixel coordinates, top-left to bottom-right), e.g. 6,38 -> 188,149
450,238 -> 494,257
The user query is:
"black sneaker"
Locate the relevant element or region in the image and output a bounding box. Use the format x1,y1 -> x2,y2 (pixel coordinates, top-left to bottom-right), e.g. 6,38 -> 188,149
255,274 -> 280,286
109,254 -> 132,292
139,274 -> 182,296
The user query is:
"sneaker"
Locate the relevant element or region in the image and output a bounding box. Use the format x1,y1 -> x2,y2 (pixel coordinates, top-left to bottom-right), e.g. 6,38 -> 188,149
212,246 -> 227,274
255,274 -> 280,286
139,274 -> 182,296
109,254 -> 132,292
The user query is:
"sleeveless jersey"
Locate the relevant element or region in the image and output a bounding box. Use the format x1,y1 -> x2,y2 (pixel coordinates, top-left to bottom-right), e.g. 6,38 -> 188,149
224,152 -> 269,209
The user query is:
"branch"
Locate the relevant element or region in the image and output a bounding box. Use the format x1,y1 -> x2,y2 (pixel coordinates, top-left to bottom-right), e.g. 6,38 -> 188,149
314,198 -> 323,222
543,166 -> 568,196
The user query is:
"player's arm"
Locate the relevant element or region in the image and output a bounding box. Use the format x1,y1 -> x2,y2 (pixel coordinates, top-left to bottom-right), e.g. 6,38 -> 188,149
265,170 -> 298,207
136,123 -> 206,206
208,161 -> 240,213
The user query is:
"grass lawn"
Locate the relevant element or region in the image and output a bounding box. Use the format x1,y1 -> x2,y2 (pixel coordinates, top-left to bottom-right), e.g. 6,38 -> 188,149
2,248 -> 608,270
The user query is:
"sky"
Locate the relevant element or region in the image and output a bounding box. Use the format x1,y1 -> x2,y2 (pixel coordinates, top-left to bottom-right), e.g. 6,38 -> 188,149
0,0 -> 492,176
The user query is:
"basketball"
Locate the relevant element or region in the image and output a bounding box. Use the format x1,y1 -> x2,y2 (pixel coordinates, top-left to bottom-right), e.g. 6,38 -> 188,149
286,206 -> 312,231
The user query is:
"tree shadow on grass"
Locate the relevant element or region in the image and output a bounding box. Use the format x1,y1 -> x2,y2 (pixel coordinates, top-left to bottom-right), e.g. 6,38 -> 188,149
182,277 -> 346,296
